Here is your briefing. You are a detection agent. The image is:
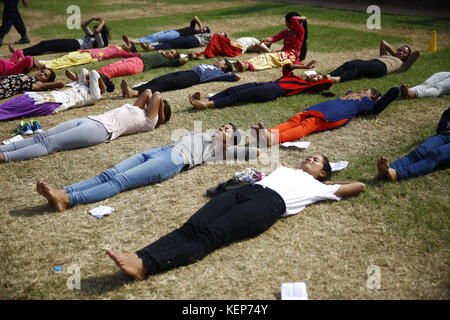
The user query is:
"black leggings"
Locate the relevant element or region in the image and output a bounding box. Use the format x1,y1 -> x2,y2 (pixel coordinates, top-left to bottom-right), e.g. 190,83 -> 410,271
153,35 -> 201,50
329,59 -> 387,82
136,184 -> 285,276
22,39 -> 81,56
134,70 -> 200,94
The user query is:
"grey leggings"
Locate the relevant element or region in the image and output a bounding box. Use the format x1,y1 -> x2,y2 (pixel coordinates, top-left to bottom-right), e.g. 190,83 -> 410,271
0,118 -> 110,162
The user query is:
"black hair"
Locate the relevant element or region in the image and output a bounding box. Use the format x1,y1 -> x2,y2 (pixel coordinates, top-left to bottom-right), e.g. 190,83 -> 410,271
46,68 -> 56,82
319,155 -> 332,182
94,24 -> 109,47
369,88 -> 382,101
285,11 -> 308,61
224,59 -> 233,73
130,43 -> 137,53
99,73 -> 115,92
227,122 -> 241,145
163,99 -> 171,124
204,26 -> 210,34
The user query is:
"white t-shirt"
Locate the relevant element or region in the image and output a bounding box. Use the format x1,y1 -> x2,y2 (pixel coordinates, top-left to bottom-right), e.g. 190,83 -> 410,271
235,37 -> 269,54
256,166 -> 342,217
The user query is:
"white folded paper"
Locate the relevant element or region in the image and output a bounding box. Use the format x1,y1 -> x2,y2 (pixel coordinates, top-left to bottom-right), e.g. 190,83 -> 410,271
281,282 -> 308,300
3,134 -> 24,145
180,53 -> 188,58
281,141 -> 310,150
330,161 -> 348,172
304,70 -> 317,76
89,205 -> 114,219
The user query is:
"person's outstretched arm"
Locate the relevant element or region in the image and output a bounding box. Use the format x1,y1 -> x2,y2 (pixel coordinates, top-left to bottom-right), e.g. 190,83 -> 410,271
371,87 -> 400,115
332,181 -> 366,197
32,81 -> 65,91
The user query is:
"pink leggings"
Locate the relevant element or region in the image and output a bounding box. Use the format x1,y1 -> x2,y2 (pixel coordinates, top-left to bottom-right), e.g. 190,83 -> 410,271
97,57 -> 144,79
0,49 -> 33,76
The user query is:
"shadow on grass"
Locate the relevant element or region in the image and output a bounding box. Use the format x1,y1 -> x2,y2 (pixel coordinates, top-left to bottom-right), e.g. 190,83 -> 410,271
81,271 -> 133,296
9,203 -> 55,217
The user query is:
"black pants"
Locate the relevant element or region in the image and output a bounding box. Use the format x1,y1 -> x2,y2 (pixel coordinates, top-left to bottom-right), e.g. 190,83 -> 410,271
22,39 -> 81,56
329,59 -> 387,82
134,70 -> 200,94
153,35 -> 201,50
0,0 -> 26,37
136,184 -> 285,276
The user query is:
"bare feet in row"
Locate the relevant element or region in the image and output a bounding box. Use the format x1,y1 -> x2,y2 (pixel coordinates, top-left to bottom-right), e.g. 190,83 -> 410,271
106,250 -> 146,280
377,157 -> 398,182
36,180 -> 70,212
400,84 -> 417,99
121,79 -> 139,98
188,92 -> 208,110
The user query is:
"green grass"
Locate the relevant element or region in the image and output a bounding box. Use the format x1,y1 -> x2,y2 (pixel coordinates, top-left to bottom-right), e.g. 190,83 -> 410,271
233,24 -> 410,52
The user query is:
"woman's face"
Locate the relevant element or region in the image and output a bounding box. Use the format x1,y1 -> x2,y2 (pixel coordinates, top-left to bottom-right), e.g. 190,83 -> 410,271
162,49 -> 178,60
300,154 -> 326,179
395,46 -> 410,61
305,73 -> 323,83
36,69 -> 51,82
213,123 -> 234,145
121,43 -> 132,52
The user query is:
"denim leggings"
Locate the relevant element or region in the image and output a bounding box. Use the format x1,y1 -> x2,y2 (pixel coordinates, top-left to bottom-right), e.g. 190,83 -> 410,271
390,134 -> 450,179
64,145 -> 186,206
210,82 -> 283,109
136,184 -> 286,276
0,118 -> 110,162
136,30 -> 180,45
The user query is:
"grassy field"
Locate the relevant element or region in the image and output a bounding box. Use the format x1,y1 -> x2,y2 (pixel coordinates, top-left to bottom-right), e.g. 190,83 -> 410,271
0,0 -> 449,300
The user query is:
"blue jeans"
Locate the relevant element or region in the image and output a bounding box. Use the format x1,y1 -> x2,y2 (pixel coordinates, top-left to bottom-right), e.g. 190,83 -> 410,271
390,134 -> 450,179
135,184 -> 285,276
136,30 -> 180,45
64,146 -> 186,205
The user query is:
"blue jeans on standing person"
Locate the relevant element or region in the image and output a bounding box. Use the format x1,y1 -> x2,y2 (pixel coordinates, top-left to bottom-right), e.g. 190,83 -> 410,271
64,145 -> 186,206
390,134 -> 450,179
0,0 -> 27,38
135,184 -> 286,276
136,30 -> 180,45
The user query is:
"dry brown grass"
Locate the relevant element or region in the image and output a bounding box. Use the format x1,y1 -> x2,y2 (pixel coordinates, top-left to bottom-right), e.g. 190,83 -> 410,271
0,3 -> 449,300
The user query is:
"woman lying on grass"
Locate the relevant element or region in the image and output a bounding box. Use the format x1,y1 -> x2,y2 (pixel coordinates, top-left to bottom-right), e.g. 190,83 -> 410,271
106,155 -> 366,280
0,89 -> 170,163
36,123 -> 260,212
0,68 -> 61,100
22,17 -> 109,56
251,87 -> 400,146
0,68 -> 110,121
188,63 -> 329,110
377,107 -> 450,181
326,40 -> 420,83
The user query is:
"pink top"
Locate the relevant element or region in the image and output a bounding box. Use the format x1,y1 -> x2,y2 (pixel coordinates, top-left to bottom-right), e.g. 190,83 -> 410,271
79,45 -> 142,61
270,16 -> 305,64
88,104 -> 158,141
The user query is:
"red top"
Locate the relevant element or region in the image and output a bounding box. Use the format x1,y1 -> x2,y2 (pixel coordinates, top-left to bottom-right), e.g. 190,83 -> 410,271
275,65 -> 333,96
270,16 -> 305,64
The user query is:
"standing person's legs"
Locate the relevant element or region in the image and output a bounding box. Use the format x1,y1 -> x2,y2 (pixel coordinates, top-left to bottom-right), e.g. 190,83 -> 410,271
135,185 -> 285,276
65,146 -> 186,206
11,0 -> 27,41
390,134 -> 450,179
133,70 -> 200,95
0,118 -> 110,162
0,0 -> 18,41
411,72 -> 450,98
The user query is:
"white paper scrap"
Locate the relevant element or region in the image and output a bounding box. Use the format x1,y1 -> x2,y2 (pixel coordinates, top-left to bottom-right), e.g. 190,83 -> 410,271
89,205 -> 114,219
304,70 -> 317,76
281,282 -> 308,300
330,161 -> 348,172
180,53 -> 188,58
3,134 -> 24,145
281,141 -> 310,150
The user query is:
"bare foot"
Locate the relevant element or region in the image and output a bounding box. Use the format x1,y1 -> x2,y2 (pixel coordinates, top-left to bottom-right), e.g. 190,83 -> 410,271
106,250 -> 146,280
37,180 -> 70,212
400,84 -> 417,99
377,157 -> 398,182
188,92 -> 208,110
235,60 -> 246,72
65,69 -> 77,81
122,34 -> 131,44
0,152 -> 5,164
121,79 -> 139,98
